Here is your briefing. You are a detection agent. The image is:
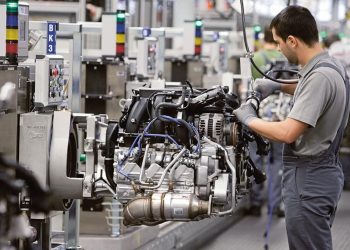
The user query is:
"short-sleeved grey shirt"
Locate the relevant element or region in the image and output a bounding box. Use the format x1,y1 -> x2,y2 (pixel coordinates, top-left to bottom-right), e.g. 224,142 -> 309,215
287,52 -> 347,156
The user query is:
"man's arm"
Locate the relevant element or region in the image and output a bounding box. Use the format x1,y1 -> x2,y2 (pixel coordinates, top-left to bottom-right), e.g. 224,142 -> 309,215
254,79 -> 297,99
248,117 -> 308,143
281,83 -> 297,95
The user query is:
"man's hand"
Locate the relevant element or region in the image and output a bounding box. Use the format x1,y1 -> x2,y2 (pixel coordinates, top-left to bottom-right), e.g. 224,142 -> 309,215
233,103 -> 258,126
254,79 -> 281,100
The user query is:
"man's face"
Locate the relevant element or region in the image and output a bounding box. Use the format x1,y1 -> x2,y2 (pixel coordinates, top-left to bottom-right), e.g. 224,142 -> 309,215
272,28 -> 298,65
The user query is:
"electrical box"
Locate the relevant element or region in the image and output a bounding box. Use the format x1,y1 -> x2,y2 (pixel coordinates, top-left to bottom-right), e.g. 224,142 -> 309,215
35,55 -> 65,107
137,37 -> 157,78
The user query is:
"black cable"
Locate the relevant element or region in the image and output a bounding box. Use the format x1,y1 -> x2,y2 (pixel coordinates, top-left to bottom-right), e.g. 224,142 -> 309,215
177,89 -> 192,111
287,0 -> 291,6
184,80 -> 194,95
239,0 -> 297,84
154,87 -> 186,118
266,69 -> 299,76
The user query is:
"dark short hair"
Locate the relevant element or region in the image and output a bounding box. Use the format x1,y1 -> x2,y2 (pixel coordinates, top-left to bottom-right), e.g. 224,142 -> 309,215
270,5 -> 319,46
323,34 -> 340,48
264,26 -> 276,44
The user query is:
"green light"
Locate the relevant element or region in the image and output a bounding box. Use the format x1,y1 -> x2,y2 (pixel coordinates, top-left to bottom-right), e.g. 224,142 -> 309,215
338,32 -> 345,39
195,20 -> 203,27
80,154 -> 86,163
319,31 -> 328,39
254,25 -> 262,33
6,1 -> 18,12
7,2 -> 18,7
117,13 -> 125,19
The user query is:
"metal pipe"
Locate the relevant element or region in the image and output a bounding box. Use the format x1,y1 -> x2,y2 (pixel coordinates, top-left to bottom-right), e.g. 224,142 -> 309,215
168,161 -> 181,191
202,137 -> 236,215
123,193 -> 209,226
139,147 -> 186,189
95,181 -> 116,196
139,143 -> 150,183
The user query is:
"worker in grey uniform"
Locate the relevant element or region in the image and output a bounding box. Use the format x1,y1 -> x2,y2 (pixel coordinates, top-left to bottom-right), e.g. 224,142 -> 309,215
233,6 -> 349,250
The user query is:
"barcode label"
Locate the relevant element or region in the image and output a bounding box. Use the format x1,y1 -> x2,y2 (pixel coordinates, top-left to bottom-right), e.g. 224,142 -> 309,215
173,208 -> 184,215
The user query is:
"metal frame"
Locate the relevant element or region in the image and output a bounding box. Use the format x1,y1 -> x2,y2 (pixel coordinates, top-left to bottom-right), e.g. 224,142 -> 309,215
28,20 -> 84,249
28,0 -> 85,22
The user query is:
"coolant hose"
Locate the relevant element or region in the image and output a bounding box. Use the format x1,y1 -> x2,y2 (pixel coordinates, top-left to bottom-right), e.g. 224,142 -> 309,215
105,122 -> 119,190
154,86 -> 186,118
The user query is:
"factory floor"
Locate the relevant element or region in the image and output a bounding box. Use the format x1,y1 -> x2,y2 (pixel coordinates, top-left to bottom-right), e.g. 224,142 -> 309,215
199,190 -> 350,250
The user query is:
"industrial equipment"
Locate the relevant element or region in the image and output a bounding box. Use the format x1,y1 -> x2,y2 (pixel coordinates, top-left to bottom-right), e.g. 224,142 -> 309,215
17,82 -> 268,229
34,55 -> 66,107
77,84 -> 267,226
16,83 -> 266,231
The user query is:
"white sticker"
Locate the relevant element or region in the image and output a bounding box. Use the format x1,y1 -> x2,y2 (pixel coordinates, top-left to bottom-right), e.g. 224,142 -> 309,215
116,71 -> 125,76
173,208 -> 184,215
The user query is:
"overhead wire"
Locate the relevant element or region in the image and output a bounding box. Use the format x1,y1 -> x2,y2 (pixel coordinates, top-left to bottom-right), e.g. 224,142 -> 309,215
239,0 -> 298,84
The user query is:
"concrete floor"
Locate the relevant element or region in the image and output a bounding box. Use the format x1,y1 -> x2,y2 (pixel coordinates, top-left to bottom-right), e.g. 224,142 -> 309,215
199,190 -> 350,250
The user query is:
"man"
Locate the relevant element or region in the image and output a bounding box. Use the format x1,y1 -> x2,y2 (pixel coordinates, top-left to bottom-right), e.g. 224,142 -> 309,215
251,26 -> 284,79
233,6 -> 349,250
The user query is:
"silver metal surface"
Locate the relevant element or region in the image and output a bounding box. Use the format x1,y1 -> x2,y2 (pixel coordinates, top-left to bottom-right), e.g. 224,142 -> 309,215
106,64 -> 127,119
202,137 -> 237,216
213,174 -> 229,204
83,115 -> 97,198
123,193 -> 208,226
110,199 -> 122,237
49,110 -> 83,199
29,21 -> 82,34
19,112 -> 53,190
70,30 -> 83,112
187,61 -> 204,87
28,1 -> 84,22
199,113 -> 224,143
18,3 -> 29,61
64,200 -> 81,249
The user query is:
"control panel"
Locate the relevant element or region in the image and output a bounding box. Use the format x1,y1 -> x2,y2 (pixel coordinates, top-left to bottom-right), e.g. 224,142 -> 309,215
35,55 -> 65,107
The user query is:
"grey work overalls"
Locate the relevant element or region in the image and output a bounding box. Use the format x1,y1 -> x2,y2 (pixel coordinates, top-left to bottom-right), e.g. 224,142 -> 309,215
282,63 -> 349,250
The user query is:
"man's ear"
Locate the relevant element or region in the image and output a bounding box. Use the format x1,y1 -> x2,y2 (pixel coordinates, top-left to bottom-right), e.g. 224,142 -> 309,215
286,35 -> 297,48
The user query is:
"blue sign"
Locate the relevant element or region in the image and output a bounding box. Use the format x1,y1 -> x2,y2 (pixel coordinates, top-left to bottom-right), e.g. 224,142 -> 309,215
142,28 -> 151,38
47,21 -> 57,55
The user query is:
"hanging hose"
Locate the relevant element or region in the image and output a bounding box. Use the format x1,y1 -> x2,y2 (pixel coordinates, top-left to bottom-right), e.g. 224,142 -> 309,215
105,122 -> 119,190
239,0 -> 298,84
154,86 -> 186,118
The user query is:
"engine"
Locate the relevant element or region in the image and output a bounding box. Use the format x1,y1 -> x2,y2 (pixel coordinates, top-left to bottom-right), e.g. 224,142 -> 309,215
102,84 -> 268,226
